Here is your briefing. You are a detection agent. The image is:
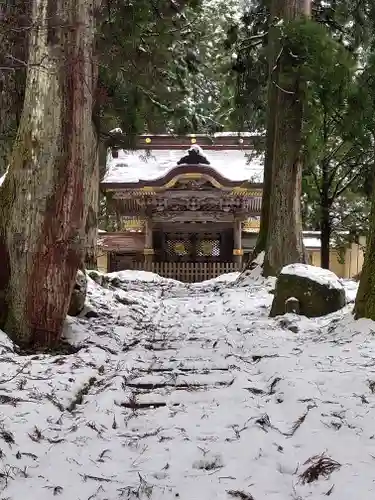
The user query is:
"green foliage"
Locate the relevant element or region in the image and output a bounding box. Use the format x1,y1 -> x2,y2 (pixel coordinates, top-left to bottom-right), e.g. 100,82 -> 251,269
96,0 -> 239,136
165,0 -> 241,133
230,1 -> 269,133
231,2 -> 374,242
96,0 -> 196,137
280,19 -> 354,91
230,0 -> 375,132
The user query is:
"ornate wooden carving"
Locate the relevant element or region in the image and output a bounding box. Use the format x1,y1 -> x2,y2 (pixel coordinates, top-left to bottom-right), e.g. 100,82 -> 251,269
171,179 -> 217,191
152,211 -> 237,223
111,186 -> 262,219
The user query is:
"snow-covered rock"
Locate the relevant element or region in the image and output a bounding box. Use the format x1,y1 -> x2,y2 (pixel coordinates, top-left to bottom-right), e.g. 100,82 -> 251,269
88,270 -> 104,286
270,264 -> 346,318
68,269 -> 87,316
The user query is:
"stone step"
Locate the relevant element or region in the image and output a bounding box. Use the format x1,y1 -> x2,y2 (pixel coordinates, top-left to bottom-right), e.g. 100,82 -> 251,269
135,360 -> 230,373
127,372 -> 235,390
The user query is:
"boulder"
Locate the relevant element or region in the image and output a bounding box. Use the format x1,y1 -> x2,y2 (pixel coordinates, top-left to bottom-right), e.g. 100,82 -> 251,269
68,270 -> 87,316
88,270 -> 103,286
270,264 -> 346,318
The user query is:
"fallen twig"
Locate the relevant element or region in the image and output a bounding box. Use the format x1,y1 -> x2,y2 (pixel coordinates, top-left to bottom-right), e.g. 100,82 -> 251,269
299,453 -> 341,484
80,473 -> 116,483
45,393 -> 65,412
268,377 -> 281,395
0,428 -> 15,446
283,407 -> 314,437
0,361 -> 31,384
325,484 -> 334,496
227,490 -> 255,500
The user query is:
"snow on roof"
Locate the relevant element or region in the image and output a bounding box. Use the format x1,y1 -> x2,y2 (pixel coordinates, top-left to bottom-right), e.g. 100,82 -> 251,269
303,237 -> 321,249
213,131 -> 263,137
281,263 -> 343,289
302,231 -> 353,249
103,148 -> 264,184
187,144 -> 208,158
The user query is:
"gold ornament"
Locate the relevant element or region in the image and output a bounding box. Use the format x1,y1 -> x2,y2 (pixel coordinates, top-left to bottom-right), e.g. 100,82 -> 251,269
174,242 -> 186,254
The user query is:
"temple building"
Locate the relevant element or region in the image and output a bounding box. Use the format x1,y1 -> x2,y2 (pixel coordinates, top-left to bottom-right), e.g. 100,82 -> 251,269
98,133 -> 365,281
98,133 -> 264,281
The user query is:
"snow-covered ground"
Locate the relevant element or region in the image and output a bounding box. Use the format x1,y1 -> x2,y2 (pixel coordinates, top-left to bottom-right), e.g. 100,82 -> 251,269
0,270 -> 374,499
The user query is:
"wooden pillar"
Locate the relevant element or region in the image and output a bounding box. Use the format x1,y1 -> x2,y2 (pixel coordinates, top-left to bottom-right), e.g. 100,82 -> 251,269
233,219 -> 243,267
144,218 -> 154,267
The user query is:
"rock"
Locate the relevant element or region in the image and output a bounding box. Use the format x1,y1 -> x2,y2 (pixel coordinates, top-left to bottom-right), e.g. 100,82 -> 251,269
277,317 -> 299,333
285,297 -> 300,314
88,271 -> 110,289
270,264 -> 346,318
114,292 -> 139,306
101,275 -> 110,288
110,277 -> 121,288
84,310 -> 99,319
88,270 -> 103,286
68,270 -> 87,316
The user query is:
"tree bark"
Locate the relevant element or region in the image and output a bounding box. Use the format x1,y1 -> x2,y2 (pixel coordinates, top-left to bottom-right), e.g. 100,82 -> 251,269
320,205 -> 331,269
320,160 -> 331,269
354,149 -> 375,320
0,0 -> 98,347
249,6 -> 278,262
263,0 -> 310,276
354,199 -> 375,319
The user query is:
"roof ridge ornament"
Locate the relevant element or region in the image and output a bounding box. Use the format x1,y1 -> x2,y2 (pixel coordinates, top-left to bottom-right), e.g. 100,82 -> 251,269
177,144 -> 211,166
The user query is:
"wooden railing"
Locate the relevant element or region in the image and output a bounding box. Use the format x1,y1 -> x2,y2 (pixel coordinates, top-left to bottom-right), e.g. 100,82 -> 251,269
129,261 -> 240,283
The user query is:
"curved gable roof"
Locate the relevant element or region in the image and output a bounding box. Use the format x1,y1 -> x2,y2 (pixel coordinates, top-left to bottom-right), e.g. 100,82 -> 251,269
102,164 -> 261,190
101,148 -> 264,189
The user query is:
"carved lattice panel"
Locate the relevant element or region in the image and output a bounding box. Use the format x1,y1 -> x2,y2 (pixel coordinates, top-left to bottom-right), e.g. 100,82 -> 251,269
197,239 -> 220,257
167,238 -> 192,257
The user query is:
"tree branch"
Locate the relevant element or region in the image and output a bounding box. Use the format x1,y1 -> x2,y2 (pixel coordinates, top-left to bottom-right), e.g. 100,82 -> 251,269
331,164 -> 368,200
305,164 -> 323,196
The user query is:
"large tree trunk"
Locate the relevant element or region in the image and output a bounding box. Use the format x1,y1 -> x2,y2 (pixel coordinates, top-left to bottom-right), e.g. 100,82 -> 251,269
354,198 -> 375,320
263,0 -> 310,276
320,165 -> 331,269
0,0 -> 98,347
320,115 -> 331,269
249,8 -> 278,262
320,206 -> 331,269
354,151 -> 375,320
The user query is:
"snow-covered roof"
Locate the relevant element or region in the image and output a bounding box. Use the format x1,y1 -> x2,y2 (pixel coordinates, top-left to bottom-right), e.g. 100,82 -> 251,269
303,237 -> 321,249
103,148 -> 264,185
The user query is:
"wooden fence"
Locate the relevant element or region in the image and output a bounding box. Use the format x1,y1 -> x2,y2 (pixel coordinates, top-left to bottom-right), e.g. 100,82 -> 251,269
129,261 -> 240,283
